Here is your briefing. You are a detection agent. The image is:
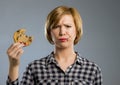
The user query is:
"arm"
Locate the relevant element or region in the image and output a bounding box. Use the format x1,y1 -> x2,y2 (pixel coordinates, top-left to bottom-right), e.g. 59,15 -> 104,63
7,43 -> 24,82
94,66 -> 103,85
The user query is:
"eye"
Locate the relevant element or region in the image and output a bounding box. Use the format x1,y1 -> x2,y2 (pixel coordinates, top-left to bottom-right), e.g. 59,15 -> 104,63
65,25 -> 71,28
53,25 -> 60,29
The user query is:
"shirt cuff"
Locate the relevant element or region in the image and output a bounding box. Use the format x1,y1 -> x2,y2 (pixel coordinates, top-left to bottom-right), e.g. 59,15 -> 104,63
6,76 -> 19,85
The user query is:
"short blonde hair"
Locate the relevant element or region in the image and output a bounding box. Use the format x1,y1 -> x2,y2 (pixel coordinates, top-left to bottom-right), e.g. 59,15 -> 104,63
45,6 -> 83,45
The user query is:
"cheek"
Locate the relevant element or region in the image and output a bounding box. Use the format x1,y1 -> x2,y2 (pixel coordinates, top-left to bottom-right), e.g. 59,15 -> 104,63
51,31 -> 58,40
68,29 -> 76,39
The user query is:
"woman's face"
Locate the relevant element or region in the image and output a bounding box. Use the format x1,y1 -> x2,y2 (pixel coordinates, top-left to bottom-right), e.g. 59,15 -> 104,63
51,14 -> 76,49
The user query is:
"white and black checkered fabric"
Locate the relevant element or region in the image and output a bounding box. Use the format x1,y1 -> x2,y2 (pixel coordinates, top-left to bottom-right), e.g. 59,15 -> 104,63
7,52 -> 102,85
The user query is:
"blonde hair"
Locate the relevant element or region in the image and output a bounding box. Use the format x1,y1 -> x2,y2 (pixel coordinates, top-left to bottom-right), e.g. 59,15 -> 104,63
45,6 -> 83,45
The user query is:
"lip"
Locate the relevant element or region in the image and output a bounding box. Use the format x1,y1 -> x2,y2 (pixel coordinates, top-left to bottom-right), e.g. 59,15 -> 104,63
58,38 -> 68,42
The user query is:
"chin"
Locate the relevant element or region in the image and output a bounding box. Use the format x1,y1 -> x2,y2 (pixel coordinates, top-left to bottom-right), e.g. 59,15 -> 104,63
56,44 -> 71,49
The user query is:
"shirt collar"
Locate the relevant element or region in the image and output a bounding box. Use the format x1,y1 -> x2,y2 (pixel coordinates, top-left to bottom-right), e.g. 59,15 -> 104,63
46,52 -> 57,65
75,52 -> 84,65
46,51 -> 84,66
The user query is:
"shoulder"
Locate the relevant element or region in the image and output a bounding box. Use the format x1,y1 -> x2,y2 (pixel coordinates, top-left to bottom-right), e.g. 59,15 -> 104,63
26,56 -> 49,70
26,52 -> 54,68
77,53 -> 102,73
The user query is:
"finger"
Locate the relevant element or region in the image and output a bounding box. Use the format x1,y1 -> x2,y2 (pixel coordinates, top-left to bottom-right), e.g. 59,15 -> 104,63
7,43 -> 24,59
9,48 -> 24,61
7,43 -> 20,54
8,43 -> 19,50
7,43 -> 24,53
12,43 -> 24,50
16,49 -> 24,58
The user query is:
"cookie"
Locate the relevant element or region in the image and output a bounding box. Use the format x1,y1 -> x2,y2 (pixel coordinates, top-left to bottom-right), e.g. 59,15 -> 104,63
13,28 -> 33,46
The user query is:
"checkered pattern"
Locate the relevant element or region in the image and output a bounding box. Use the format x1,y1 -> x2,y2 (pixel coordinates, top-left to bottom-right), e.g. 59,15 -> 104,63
7,52 -> 102,85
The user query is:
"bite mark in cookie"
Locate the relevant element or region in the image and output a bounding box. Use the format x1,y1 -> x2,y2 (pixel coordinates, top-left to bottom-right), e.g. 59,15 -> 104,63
13,28 -> 33,46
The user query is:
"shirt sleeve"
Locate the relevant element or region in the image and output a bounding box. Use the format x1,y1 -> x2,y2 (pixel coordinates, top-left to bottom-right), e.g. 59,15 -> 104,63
6,76 -> 19,85
94,66 -> 103,85
6,63 -> 35,85
20,63 -> 35,85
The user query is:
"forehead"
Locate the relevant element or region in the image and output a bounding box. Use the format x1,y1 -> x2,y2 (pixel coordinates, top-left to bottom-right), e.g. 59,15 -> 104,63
58,14 -> 74,24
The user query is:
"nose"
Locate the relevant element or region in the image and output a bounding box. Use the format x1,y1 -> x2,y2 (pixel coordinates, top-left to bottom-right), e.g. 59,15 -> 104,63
59,26 -> 66,36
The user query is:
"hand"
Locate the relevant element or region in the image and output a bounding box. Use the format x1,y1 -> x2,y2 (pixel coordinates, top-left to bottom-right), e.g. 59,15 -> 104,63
7,43 -> 24,67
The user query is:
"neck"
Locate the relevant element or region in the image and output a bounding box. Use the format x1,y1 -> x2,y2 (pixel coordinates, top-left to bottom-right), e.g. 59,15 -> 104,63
54,46 -> 76,61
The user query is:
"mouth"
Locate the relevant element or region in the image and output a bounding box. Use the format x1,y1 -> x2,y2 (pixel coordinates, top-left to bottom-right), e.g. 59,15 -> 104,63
58,38 -> 68,42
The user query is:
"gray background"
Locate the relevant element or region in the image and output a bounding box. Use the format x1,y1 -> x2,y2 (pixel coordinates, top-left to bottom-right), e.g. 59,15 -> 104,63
0,0 -> 120,85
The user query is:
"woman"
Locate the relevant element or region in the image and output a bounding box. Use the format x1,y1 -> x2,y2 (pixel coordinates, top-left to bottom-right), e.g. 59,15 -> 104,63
7,6 -> 102,85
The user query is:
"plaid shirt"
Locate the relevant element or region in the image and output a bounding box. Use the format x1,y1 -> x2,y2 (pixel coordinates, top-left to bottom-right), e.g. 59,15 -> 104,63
7,52 -> 102,85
